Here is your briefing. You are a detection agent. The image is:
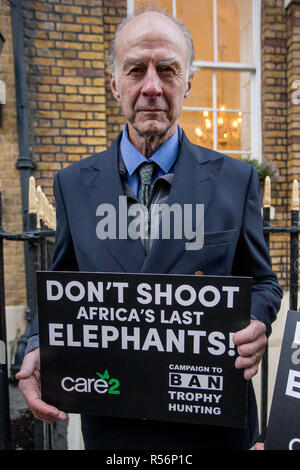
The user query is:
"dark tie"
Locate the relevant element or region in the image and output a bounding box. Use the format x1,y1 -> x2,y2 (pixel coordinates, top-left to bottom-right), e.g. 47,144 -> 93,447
138,162 -> 155,206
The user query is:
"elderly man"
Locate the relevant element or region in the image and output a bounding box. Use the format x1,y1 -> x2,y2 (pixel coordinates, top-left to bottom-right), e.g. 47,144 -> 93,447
17,5 -> 282,450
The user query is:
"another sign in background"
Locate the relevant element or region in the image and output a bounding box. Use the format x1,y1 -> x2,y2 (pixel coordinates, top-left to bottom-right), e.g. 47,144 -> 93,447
37,272 -> 251,428
265,310 -> 300,450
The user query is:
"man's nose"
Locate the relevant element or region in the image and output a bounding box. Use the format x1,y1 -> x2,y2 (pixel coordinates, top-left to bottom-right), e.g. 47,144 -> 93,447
141,68 -> 163,97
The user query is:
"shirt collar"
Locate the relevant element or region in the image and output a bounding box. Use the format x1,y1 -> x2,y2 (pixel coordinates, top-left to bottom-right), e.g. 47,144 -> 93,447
120,123 -> 179,176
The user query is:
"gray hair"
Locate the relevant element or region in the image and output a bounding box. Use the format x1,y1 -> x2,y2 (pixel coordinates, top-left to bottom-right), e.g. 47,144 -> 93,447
107,1 -> 195,79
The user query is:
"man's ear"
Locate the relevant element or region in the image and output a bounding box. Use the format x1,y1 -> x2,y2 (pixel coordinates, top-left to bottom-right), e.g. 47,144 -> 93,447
183,73 -> 194,102
110,72 -> 121,102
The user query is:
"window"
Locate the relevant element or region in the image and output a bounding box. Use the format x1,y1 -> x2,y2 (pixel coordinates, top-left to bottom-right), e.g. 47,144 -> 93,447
127,0 -> 261,160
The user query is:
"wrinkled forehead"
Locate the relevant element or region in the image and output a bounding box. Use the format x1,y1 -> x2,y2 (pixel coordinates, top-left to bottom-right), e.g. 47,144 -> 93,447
115,12 -> 189,68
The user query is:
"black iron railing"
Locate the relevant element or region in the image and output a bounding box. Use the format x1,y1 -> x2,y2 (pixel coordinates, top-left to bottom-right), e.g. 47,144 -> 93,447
0,177 -> 56,450
260,177 -> 299,433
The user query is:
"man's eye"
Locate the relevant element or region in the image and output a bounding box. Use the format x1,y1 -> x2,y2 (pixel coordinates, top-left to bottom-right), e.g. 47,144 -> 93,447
130,67 -> 144,74
158,66 -> 175,74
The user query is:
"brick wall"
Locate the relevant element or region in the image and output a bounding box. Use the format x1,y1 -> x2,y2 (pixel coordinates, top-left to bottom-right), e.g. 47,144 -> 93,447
0,0 -> 26,307
103,0 -> 126,146
261,0 -> 300,290
287,1 -> 300,181
22,0 -> 114,202
261,0 -> 289,289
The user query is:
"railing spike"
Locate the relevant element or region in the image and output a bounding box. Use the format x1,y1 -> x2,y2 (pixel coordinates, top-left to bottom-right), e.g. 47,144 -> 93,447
42,192 -> 48,227
52,205 -> 56,230
36,186 -> 43,228
263,176 -> 271,208
49,204 -> 54,230
291,179 -> 299,211
28,176 -> 37,214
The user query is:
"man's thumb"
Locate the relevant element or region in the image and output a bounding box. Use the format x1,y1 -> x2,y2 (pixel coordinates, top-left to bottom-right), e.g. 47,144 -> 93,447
15,352 -> 37,380
15,367 -> 32,380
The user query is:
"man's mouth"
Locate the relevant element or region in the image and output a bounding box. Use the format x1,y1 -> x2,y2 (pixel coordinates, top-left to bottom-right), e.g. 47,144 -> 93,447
137,109 -> 166,112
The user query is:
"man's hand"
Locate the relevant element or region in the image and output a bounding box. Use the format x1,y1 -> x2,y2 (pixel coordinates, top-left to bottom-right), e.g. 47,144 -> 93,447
16,348 -> 67,424
233,319 -> 267,381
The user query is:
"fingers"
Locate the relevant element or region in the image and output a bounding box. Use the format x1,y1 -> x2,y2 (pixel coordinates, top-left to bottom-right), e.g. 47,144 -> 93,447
19,373 -> 67,423
15,348 -> 40,380
235,346 -> 265,380
233,320 -> 267,353
31,399 -> 67,424
233,320 -> 267,381
16,349 -> 67,424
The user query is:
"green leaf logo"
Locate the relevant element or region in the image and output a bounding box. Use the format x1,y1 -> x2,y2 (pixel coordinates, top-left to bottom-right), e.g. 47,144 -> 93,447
96,370 -> 110,380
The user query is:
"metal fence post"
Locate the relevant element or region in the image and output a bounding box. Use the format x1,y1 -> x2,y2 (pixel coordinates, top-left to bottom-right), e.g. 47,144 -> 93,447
290,180 -> 299,311
0,185 -> 11,450
261,176 -> 271,433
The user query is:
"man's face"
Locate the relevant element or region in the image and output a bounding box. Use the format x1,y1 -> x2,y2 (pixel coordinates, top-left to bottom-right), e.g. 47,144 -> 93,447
110,12 -> 193,142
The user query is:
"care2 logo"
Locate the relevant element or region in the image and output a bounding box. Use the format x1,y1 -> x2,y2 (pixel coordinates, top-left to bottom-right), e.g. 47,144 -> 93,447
61,369 -> 120,395
96,369 -> 120,395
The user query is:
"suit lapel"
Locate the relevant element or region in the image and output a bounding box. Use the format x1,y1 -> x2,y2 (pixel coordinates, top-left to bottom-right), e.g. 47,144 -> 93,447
141,133 -> 224,274
80,136 -> 146,273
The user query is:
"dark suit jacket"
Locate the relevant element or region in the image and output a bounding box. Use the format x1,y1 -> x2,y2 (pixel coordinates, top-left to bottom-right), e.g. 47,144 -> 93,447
31,130 -> 282,450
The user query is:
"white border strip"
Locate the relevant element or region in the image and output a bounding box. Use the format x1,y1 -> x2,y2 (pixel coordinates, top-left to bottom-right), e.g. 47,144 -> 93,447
127,0 -> 134,16
251,0 -> 262,161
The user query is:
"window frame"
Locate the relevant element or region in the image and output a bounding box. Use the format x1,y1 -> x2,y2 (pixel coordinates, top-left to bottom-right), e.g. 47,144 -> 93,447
127,0 -> 262,160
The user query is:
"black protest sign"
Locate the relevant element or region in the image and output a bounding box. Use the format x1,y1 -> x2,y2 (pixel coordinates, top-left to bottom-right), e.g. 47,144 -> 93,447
264,310 -> 300,450
37,271 -> 251,428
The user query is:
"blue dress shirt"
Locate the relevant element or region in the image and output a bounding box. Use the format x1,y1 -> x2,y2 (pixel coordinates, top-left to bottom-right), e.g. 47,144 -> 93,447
120,124 -> 179,198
